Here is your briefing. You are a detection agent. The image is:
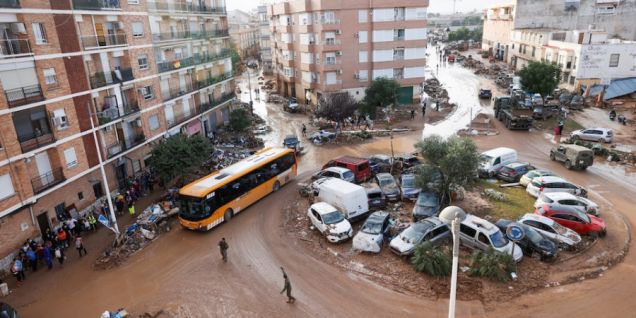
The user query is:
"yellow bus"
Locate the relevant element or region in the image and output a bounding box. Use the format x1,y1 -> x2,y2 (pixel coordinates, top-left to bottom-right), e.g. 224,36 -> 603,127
178,147 -> 298,231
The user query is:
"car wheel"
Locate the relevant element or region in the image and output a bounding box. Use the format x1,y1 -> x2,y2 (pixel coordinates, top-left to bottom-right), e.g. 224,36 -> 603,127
550,153 -> 556,161
572,135 -> 579,141
488,171 -> 495,178
224,209 -> 234,223
589,231 -> 599,240
273,181 -> 281,192
600,229 -> 607,238
565,160 -> 573,170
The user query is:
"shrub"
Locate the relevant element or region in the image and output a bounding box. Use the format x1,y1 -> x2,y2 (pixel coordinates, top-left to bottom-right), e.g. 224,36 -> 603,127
468,248 -> 517,282
411,242 -> 452,277
228,108 -> 251,132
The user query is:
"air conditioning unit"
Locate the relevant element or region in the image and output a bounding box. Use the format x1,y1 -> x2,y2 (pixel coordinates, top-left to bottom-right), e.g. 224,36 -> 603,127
335,30 -> 342,35
336,51 -> 342,56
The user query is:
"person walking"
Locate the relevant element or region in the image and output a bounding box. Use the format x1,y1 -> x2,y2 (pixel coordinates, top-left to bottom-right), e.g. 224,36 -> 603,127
279,267 -> 296,303
410,109 -> 415,120
218,238 -> 229,262
128,203 -> 136,217
301,124 -> 307,137
558,120 -> 565,136
57,229 -> 68,249
10,258 -> 25,286
25,248 -> 37,272
75,235 -> 87,257
54,246 -> 65,267
43,244 -> 53,270
87,213 -> 97,232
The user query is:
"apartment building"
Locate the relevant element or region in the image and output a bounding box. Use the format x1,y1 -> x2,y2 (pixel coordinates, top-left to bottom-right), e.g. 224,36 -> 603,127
482,3 -> 515,62
228,10 -> 260,59
0,0 -> 234,269
257,5 -> 273,75
268,0 -> 428,105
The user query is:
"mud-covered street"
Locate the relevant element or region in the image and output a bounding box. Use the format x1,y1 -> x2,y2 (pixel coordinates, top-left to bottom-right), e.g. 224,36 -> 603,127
5,61 -> 636,318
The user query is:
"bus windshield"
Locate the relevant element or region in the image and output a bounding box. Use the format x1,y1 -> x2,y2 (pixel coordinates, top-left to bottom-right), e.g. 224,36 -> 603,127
179,197 -> 211,221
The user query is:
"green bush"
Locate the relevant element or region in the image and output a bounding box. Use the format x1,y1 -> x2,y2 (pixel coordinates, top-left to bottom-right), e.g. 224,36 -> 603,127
411,242 -> 452,277
468,248 -> 517,282
228,108 -> 251,132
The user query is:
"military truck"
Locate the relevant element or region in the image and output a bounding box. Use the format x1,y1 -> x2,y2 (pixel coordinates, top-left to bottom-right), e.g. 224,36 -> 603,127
549,144 -> 594,170
493,95 -> 533,130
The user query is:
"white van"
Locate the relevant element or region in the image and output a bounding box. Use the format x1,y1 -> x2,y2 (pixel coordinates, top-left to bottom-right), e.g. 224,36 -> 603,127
478,147 -> 517,178
317,178 -> 369,220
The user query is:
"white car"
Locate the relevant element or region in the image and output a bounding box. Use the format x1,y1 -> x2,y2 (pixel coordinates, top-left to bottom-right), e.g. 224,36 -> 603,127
311,166 -> 355,183
459,214 -> 524,262
518,213 -> 582,250
519,169 -> 556,187
352,211 -> 392,253
389,217 -> 450,256
526,176 -> 587,198
571,128 -> 613,143
534,192 -> 600,216
307,202 -> 352,243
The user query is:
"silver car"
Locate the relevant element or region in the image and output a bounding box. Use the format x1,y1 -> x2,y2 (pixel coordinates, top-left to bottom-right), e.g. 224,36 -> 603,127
534,192 -> 600,216
389,217 -> 450,256
571,128 -> 613,143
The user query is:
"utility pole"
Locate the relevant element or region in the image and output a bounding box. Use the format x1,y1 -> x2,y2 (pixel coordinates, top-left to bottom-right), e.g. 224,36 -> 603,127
449,218 -> 460,318
245,62 -> 254,115
87,103 -> 120,234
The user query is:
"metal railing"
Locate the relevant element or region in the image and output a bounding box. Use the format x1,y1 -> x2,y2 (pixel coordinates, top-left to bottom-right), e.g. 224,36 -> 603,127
167,109 -> 199,128
0,0 -> 20,8
162,81 -> 194,101
72,0 -> 120,10
81,33 -> 127,49
323,39 -> 341,46
200,93 -> 236,112
152,31 -> 191,42
97,100 -> 140,125
5,84 -> 44,108
191,29 -> 229,39
147,0 -> 225,14
31,167 -> 65,194
18,131 -> 55,153
157,49 -> 231,73
107,133 -> 145,158
89,68 -> 134,89
0,39 -> 32,57
195,72 -> 233,90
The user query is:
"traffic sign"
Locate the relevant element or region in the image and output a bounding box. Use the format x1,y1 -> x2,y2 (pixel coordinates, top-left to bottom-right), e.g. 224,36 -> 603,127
506,223 -> 525,241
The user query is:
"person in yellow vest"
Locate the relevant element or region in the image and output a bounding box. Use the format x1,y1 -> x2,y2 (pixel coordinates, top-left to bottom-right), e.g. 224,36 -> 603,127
87,213 -> 97,232
128,204 -> 135,216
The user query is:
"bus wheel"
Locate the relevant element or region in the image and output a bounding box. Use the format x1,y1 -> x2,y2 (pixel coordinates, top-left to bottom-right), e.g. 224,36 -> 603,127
273,181 -> 281,192
224,209 -> 234,223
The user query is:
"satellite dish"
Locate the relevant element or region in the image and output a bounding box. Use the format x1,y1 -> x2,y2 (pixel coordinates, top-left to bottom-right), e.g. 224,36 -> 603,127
438,206 -> 467,225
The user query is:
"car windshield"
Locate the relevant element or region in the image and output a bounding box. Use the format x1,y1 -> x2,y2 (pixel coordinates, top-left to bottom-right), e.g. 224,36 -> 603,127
522,225 -> 544,244
322,211 -> 345,225
489,231 -> 509,248
526,171 -> 539,178
343,171 -> 354,180
574,211 -> 591,223
500,167 -> 515,174
361,219 -> 383,234
402,175 -> 416,188
417,193 -> 438,207
178,198 -> 210,220
549,220 -> 569,235
479,155 -> 492,164
379,177 -> 395,187
402,222 -> 431,242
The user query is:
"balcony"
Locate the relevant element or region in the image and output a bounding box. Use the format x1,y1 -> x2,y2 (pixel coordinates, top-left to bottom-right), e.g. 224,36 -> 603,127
97,100 -> 140,125
322,39 -> 341,46
18,132 -> 55,153
0,39 -> 32,58
191,29 -> 229,39
89,68 -> 134,89
200,93 -> 236,112
4,84 -> 44,108
147,0 -> 226,14
196,72 -> 233,90
31,167 -> 65,194
157,56 -> 195,73
152,31 -> 191,42
167,106 -> 201,128
72,0 -> 120,10
107,133 -> 145,158
163,81 -> 194,102
0,0 -> 20,8
81,33 -> 127,50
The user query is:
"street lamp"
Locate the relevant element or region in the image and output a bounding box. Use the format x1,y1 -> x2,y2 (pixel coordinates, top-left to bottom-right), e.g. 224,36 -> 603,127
439,206 -> 467,318
86,103 -> 120,234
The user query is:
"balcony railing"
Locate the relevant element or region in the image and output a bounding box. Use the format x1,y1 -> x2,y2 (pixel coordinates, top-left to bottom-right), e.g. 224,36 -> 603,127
18,131 -> 55,153
167,108 -> 200,128
89,68 -> 134,89
0,39 -> 32,57
323,39 -> 341,46
0,0 -> 20,8
5,84 -> 44,108
81,33 -> 127,50
157,50 -> 232,73
31,167 -> 65,194
195,72 -> 233,90
152,31 -> 191,42
162,81 -> 194,102
97,100 -> 140,125
107,133 -> 145,158
72,0 -> 120,10
200,93 -> 236,112
147,0 -> 226,14
191,29 -> 229,39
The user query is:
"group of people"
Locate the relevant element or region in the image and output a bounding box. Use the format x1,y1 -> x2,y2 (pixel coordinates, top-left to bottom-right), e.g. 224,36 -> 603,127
113,171 -> 156,218
10,218 -> 91,286
217,238 -> 296,304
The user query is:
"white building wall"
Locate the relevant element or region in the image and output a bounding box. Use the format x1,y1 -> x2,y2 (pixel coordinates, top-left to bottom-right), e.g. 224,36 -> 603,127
372,30 -> 393,42
404,67 -> 426,79
405,48 -> 426,60
577,43 -> 636,81
405,28 -> 427,40
373,68 -> 393,79
372,49 -> 393,62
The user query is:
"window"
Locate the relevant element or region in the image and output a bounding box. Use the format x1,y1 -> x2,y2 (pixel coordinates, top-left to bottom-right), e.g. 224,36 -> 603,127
358,70 -> 368,81
43,68 -> 57,85
460,224 -> 476,237
138,54 -> 149,70
128,0 -> 139,3
52,109 -> 69,130
0,174 -> 15,200
358,10 -> 368,23
78,192 -> 84,200
139,86 -> 154,100
132,22 -> 144,37
358,31 -> 368,43
609,54 -> 619,67
478,233 -> 489,244
64,147 -> 78,168
93,182 -> 104,198
149,114 -> 160,130
32,23 -> 47,44
394,29 -> 405,41
532,46 -> 536,57
359,51 -> 368,63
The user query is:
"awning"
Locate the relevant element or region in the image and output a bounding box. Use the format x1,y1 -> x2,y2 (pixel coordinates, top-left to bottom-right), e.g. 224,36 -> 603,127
186,120 -> 202,135
604,77 -> 636,101
588,85 -> 605,97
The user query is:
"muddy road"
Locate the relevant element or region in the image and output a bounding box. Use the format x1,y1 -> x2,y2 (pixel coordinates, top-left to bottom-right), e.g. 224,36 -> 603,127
7,70 -> 636,317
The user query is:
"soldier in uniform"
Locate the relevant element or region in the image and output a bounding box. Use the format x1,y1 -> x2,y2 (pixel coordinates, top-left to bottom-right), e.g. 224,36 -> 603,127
218,238 -> 229,262
280,267 -> 296,303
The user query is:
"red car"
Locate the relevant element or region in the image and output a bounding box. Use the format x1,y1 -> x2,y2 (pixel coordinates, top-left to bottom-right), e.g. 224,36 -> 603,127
323,156 -> 371,183
535,205 -> 606,237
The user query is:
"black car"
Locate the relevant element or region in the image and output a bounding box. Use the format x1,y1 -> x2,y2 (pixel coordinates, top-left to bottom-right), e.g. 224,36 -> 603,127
478,89 -> 492,99
0,302 -> 18,318
282,135 -> 301,152
364,184 -> 387,210
412,191 -> 440,221
496,162 -> 535,183
396,154 -> 421,168
495,219 -> 557,261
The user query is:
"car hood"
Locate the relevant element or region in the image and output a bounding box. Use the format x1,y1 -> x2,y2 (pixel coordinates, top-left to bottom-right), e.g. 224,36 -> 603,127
402,187 -> 421,196
413,205 -> 439,218
389,235 -> 416,253
571,129 -> 583,135
353,232 -> 383,253
328,221 -> 352,234
497,242 -> 523,262
590,215 -> 606,229
562,228 -> 582,245
537,239 -> 557,255
382,185 -> 400,194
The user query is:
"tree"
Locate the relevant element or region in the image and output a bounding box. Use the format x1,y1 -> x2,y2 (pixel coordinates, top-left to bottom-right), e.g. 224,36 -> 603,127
411,242 -> 452,277
314,92 -> 358,130
229,44 -> 242,74
518,61 -> 561,105
468,249 -> 517,282
228,108 -> 252,132
470,27 -> 483,42
414,135 -> 479,202
448,27 -> 470,41
149,134 -> 212,186
360,77 -> 401,119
